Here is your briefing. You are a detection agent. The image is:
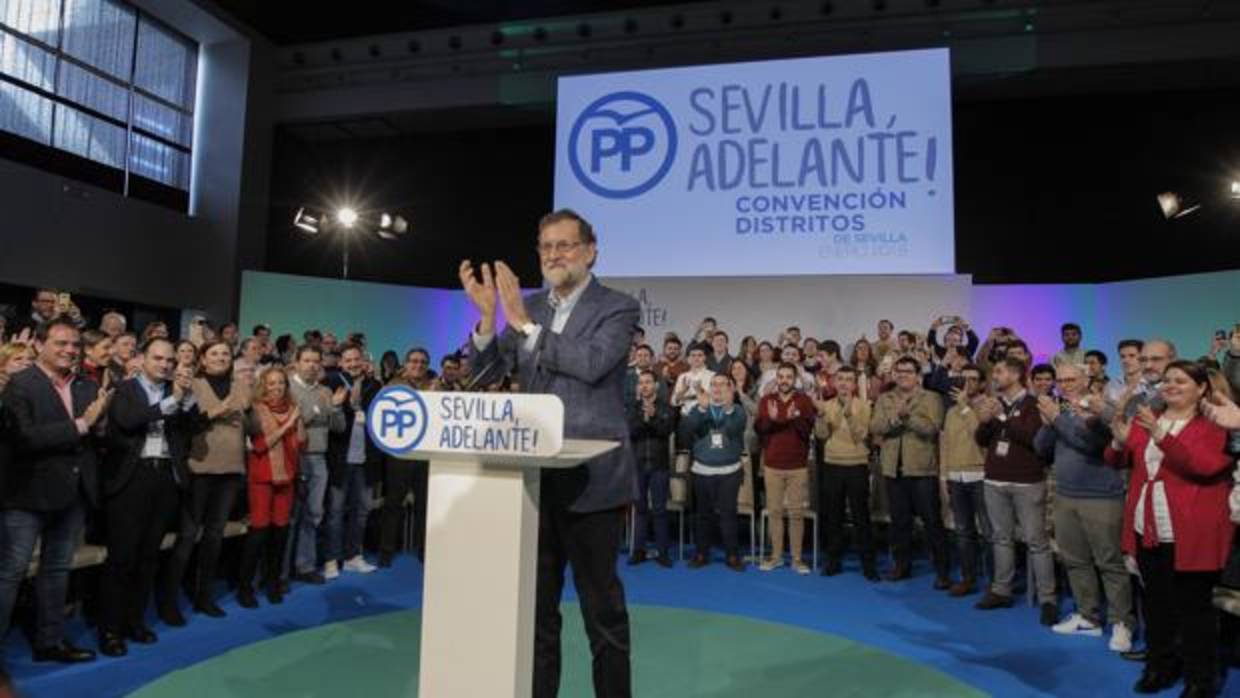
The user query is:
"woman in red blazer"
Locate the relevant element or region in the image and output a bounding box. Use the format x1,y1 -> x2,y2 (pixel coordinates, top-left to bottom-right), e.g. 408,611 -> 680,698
1106,360 -> 1234,698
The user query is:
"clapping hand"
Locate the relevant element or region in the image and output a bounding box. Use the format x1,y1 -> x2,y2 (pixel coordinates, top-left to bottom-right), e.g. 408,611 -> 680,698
1203,390 -> 1240,430
1036,395 -> 1061,424
1135,404 -> 1158,434
82,388 -> 114,427
767,400 -> 779,421
459,260 -> 497,331
331,385 -> 348,407
493,262 -> 531,328
1110,415 -> 1132,446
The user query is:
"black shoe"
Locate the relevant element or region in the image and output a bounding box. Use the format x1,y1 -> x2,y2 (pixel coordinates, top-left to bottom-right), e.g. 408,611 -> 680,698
237,587 -> 258,609
974,591 -> 1014,610
822,558 -> 842,577
97,632 -> 127,658
884,561 -> 911,582
655,554 -> 674,569
1179,680 -> 1219,698
1039,602 -> 1058,627
1121,649 -> 1149,663
158,603 -> 186,627
933,575 -> 952,591
194,599 -> 227,618
862,556 -> 880,582
378,553 -> 394,569
33,640 -> 97,664
126,626 -> 157,644
725,555 -> 745,572
627,550 -> 648,566
276,579 -> 290,595
293,571 -> 326,585
688,554 -> 709,569
266,583 -> 284,605
1134,666 -> 1182,694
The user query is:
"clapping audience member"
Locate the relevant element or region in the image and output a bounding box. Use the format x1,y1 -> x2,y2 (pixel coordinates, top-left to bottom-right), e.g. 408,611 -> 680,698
287,346 -> 345,583
940,363 -> 990,596
1034,363 -> 1134,651
1106,360 -> 1234,697
238,369 -> 305,608
161,341 -> 250,624
0,318 -> 109,663
379,348 -> 432,566
754,363 -> 816,575
682,374 -> 748,572
815,366 -> 876,580
79,330 -> 113,386
627,370 -> 675,568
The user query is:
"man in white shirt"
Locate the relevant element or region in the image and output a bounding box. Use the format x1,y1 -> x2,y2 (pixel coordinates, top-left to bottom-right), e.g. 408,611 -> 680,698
672,343 -> 715,416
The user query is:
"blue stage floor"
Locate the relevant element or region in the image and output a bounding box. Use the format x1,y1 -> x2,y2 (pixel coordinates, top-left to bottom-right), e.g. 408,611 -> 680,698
4,554 -> 1235,697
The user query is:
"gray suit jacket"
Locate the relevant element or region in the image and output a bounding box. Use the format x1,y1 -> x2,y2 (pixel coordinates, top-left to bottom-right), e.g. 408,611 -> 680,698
473,277 -> 640,512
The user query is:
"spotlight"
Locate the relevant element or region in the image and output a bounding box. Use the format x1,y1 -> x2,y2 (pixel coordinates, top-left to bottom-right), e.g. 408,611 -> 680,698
1156,192 -> 1200,219
293,207 -> 320,234
1230,181 -> 1240,199
378,213 -> 409,237
336,207 -> 359,227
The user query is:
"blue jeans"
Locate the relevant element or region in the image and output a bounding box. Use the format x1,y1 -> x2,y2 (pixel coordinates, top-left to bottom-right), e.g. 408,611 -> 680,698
286,454 -> 329,576
326,465 -> 372,562
0,502 -> 87,647
632,469 -> 670,556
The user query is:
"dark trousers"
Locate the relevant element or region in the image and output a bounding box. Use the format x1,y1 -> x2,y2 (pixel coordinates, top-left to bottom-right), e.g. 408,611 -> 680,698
1137,544 -> 1221,684
885,475 -> 948,576
379,457 -> 427,559
0,500 -> 87,647
692,470 -> 743,559
947,479 -> 991,581
632,468 -> 670,556
533,480 -> 630,698
820,464 -> 873,560
165,473 -> 242,605
100,460 -> 180,634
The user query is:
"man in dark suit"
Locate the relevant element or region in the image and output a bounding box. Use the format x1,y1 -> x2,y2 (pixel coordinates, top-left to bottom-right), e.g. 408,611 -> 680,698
461,208 -> 639,698
96,338 -> 197,657
0,317 -> 110,663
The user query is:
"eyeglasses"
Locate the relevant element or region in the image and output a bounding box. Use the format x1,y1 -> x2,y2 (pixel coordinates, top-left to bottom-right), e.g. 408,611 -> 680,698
1138,356 -> 1167,363
536,240 -> 585,256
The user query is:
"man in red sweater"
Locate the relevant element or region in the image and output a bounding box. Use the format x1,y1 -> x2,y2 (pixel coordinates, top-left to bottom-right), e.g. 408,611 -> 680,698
754,363 -> 817,574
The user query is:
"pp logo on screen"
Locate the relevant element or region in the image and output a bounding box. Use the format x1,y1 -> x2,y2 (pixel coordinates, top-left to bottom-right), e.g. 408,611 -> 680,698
367,386 -> 429,456
568,91 -> 677,200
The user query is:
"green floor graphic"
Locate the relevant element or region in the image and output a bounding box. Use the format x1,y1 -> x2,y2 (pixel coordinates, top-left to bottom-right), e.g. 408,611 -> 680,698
128,604 -> 986,697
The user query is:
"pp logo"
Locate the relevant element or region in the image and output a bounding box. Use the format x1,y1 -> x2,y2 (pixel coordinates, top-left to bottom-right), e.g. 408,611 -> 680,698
568,91 -> 677,199
367,386 -> 429,456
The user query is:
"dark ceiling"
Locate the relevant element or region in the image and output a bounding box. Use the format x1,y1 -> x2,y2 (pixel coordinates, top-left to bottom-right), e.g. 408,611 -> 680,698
212,0 -> 707,45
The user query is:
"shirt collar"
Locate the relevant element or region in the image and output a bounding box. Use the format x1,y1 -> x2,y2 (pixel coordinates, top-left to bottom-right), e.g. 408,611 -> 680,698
36,362 -> 74,389
137,372 -> 166,395
548,274 -> 592,312
1001,389 -> 1028,406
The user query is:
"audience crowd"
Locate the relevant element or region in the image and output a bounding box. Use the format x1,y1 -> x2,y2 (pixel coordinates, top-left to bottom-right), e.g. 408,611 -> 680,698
2,288 -> 1240,697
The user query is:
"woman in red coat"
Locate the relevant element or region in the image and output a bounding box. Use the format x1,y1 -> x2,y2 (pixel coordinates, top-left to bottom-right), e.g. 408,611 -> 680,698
1106,360 -> 1234,698
238,368 -> 305,609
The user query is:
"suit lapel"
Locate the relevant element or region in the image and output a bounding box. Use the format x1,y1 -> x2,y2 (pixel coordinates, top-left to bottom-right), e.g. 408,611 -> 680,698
557,278 -> 603,340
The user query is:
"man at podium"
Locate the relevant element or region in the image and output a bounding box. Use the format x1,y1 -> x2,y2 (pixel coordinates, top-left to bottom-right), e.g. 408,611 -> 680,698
460,209 -> 640,698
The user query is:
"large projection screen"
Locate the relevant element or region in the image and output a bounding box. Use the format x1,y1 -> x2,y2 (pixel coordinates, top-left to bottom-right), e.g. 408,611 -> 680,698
555,48 -> 955,277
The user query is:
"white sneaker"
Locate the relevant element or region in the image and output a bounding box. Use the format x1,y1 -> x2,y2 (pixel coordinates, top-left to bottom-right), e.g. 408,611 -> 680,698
1051,612 -> 1103,636
1109,622 -> 1134,652
758,557 -> 785,572
323,560 -> 339,580
792,560 -> 811,576
343,555 -> 377,574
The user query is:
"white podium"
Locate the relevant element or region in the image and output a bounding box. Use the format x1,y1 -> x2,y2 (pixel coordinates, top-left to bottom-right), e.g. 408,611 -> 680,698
366,388 -> 619,698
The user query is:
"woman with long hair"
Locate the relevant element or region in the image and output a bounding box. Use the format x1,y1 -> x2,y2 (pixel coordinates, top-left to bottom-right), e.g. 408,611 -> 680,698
160,340 -> 251,625
1106,360 -> 1234,696
175,340 -> 199,372
238,368 -> 305,608
379,350 -> 401,384
848,337 -> 882,400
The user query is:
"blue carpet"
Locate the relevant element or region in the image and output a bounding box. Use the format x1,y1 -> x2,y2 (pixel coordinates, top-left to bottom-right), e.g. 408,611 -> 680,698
3,554 -> 1236,697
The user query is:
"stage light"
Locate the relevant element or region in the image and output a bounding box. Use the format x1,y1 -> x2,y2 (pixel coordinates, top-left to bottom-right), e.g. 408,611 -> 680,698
336,207 -> 359,228
1156,192 -> 1200,219
293,207 -> 320,234
1229,181 -> 1239,199
379,213 -> 392,229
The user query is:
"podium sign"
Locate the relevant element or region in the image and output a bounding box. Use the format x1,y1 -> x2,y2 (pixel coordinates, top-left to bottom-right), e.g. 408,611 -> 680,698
368,388 -> 565,461
367,389 -> 613,698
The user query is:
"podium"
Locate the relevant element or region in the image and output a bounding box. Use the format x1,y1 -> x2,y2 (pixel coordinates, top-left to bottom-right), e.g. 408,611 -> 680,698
366,388 -> 619,698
